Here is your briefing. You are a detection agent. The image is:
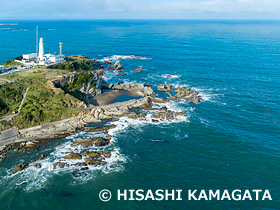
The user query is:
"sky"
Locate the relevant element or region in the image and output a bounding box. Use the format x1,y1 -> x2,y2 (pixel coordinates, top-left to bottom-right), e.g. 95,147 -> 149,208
0,0 -> 280,20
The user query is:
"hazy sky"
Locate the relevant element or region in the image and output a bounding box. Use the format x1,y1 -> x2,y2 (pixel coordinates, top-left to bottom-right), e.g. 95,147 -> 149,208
0,0 -> 279,20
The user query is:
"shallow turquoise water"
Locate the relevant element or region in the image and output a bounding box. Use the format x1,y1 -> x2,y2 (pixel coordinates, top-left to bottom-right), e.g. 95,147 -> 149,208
0,20 -> 279,209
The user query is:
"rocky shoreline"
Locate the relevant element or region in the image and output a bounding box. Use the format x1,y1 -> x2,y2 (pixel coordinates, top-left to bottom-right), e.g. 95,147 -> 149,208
0,60 -> 202,173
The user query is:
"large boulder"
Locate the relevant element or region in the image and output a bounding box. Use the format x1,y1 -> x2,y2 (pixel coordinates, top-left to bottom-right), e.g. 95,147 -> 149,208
73,137 -> 110,147
83,124 -> 116,133
184,94 -> 202,103
53,162 -> 66,169
63,152 -> 82,160
81,151 -> 99,158
85,159 -> 106,165
109,61 -> 124,71
150,97 -> 169,103
157,84 -> 173,92
132,67 -> 146,72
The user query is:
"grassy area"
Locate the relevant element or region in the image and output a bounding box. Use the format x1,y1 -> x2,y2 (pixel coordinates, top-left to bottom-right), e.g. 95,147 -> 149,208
1,56 -> 23,68
0,78 -> 8,85
47,56 -> 93,71
0,56 -> 99,131
0,82 -> 26,116
0,78 -> 84,130
0,71 -> 86,131
12,79 -> 82,129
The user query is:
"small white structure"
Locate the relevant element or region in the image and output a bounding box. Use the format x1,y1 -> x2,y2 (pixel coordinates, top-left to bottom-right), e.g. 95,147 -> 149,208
0,65 -> 4,70
45,54 -> 65,63
22,53 -> 37,61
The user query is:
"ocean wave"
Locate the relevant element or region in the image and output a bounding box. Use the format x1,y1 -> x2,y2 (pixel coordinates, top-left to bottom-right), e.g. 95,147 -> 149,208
0,125 -> 128,191
161,74 -> 181,79
0,28 -> 12,30
98,55 -> 151,62
0,23 -> 18,25
109,102 -> 192,138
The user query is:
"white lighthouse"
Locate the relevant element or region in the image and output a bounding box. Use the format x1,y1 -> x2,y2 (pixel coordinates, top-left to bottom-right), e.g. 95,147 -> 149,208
21,26 -> 66,66
39,37 -> 44,61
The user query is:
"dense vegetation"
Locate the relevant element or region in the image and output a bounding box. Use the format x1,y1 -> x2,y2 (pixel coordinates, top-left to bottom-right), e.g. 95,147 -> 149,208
11,79 -> 82,129
69,72 -> 96,90
47,56 -> 93,71
0,79 -> 83,131
0,82 -> 26,116
0,56 -> 99,131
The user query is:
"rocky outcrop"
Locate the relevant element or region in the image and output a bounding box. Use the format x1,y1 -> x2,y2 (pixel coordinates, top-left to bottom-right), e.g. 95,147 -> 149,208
52,73 -> 101,104
72,137 -> 110,147
95,77 -> 103,95
52,74 -> 79,88
174,87 -> 191,98
112,82 -> 154,97
13,163 -> 29,173
157,84 -> 173,92
150,97 -> 169,103
184,93 -> 202,103
132,67 -> 146,72
0,153 -> 7,163
63,152 -> 82,159
53,162 -> 66,169
83,124 -> 116,132
152,110 -> 186,121
118,73 -> 127,76
108,61 -> 124,71
77,78 -> 97,95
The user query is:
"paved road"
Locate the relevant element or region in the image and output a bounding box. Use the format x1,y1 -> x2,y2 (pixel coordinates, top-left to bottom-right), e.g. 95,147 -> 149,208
0,78 -> 13,86
17,87 -> 29,113
0,127 -> 19,147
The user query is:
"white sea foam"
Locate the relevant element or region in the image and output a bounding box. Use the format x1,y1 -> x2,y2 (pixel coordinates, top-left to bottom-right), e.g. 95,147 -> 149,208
0,23 -> 18,25
161,74 -> 181,79
0,125 -> 128,191
109,102 -> 192,139
98,55 -> 151,62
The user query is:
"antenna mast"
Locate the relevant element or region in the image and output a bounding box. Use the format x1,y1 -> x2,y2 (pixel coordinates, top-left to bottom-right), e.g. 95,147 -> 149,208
36,25 -> 38,55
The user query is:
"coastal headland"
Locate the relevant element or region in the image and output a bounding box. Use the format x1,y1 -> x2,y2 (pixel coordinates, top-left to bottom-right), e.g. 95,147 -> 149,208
0,55 -> 202,173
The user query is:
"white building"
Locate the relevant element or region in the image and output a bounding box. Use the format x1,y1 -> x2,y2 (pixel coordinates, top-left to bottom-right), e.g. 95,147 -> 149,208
21,30 -> 66,66
0,65 -> 4,70
45,54 -> 65,63
22,53 -> 37,61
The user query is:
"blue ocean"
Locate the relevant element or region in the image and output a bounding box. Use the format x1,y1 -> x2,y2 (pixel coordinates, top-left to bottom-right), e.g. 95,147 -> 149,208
0,20 -> 279,209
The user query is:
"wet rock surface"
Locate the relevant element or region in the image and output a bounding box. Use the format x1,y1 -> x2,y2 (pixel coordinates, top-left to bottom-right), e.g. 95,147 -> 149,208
63,152 -> 82,160
108,61 -> 124,71
13,163 -> 29,173
83,124 -> 116,133
132,67 -> 146,72
72,137 -> 110,147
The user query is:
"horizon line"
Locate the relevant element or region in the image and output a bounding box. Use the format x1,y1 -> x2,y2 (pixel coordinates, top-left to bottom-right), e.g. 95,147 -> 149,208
1,18 -> 280,21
